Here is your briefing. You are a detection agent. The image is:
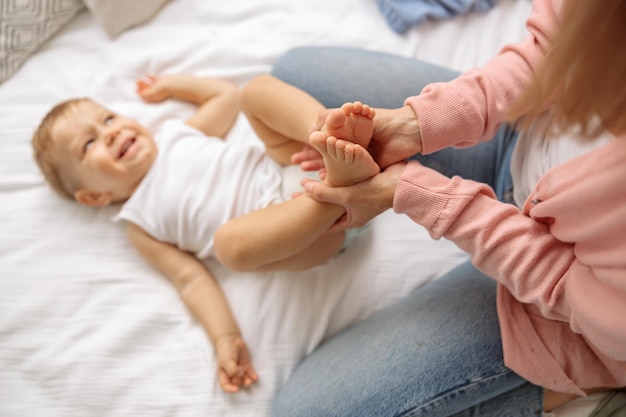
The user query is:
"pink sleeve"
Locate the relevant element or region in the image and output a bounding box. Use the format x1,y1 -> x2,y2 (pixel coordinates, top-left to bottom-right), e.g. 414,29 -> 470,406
394,160 -> 575,313
393,161 -> 576,317
405,0 -> 562,154
394,158 -> 626,362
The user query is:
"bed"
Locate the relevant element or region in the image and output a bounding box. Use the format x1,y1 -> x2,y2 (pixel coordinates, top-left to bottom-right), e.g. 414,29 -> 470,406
0,0 -> 605,416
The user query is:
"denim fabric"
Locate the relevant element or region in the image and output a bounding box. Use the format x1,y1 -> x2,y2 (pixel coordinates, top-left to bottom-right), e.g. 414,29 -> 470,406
273,263 -> 543,417
272,47 -> 460,110
271,47 -> 542,416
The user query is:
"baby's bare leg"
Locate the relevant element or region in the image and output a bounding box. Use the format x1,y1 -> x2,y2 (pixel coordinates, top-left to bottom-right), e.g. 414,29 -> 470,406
254,231 -> 346,271
240,75 -> 327,165
214,194 -> 347,272
309,131 -> 380,187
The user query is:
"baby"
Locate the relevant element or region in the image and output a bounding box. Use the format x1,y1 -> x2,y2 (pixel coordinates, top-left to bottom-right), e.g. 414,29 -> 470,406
31,73 -> 379,393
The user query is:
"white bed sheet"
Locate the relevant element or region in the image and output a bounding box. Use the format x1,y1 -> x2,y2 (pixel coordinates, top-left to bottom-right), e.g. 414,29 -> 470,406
0,0 -> 596,416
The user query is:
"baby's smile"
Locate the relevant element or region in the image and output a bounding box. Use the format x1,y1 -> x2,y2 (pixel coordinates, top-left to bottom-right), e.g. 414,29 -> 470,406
118,137 -> 137,159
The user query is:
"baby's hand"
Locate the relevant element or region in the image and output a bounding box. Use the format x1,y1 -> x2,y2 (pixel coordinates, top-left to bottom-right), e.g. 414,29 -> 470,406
215,333 -> 259,393
136,74 -> 171,103
291,145 -> 327,179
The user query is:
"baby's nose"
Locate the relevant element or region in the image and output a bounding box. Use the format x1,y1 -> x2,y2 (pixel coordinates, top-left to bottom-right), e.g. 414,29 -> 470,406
105,128 -> 120,145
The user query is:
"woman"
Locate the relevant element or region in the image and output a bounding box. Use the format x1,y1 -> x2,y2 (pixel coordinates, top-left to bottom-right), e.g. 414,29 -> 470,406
270,0 -> 626,415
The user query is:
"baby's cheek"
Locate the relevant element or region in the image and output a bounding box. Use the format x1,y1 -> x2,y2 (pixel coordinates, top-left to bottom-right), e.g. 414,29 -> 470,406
92,156 -> 121,179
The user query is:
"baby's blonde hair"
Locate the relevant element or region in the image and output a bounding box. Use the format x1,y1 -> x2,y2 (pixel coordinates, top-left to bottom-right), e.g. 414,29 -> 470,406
32,98 -> 91,199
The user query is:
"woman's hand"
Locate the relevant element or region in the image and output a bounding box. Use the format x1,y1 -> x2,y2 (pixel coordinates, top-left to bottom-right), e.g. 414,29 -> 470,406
369,106 -> 423,168
302,162 -> 407,232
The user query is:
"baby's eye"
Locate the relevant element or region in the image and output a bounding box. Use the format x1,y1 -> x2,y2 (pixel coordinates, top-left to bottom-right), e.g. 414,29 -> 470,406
83,139 -> 95,154
105,115 -> 115,125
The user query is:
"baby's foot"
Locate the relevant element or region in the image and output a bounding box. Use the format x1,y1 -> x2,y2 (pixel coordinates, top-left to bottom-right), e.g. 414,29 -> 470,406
309,131 -> 380,187
322,102 -> 375,149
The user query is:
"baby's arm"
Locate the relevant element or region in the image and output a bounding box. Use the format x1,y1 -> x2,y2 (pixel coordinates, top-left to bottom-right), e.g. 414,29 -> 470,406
137,74 -> 239,138
126,222 -> 258,393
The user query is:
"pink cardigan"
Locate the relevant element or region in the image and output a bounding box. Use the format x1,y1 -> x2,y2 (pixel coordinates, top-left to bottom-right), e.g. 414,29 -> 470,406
397,0 -> 626,396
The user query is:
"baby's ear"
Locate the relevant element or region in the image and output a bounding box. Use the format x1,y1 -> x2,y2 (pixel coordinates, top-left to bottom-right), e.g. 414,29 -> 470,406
74,189 -> 112,207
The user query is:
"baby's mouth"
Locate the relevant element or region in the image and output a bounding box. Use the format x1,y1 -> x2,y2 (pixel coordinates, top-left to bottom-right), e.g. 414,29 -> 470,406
118,137 -> 136,159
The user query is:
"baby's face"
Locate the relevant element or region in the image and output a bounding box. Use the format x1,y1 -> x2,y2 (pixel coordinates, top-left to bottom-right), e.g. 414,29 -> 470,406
51,100 -> 157,205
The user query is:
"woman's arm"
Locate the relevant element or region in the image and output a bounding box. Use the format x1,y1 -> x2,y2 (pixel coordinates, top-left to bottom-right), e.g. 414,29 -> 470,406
359,0 -> 561,166
394,157 -> 626,361
294,0 -> 562,170
125,222 -> 258,392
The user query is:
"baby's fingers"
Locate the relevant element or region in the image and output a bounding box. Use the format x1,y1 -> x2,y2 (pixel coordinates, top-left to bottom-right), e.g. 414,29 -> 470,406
220,357 -> 240,378
136,75 -> 168,102
242,367 -> 259,387
218,369 -> 240,393
136,75 -> 157,90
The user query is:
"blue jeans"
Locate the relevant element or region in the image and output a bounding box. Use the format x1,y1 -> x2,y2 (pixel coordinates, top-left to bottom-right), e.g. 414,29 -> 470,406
271,47 -> 542,416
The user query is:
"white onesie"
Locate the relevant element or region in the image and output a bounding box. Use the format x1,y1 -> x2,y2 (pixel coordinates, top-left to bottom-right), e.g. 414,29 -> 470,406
114,120 -> 286,259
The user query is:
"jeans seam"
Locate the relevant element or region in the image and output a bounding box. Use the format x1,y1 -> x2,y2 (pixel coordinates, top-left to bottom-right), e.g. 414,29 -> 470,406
398,368 -> 515,417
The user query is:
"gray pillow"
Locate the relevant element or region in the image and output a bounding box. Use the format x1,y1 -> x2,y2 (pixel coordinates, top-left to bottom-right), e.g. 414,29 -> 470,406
0,0 -> 85,84
82,0 -> 171,38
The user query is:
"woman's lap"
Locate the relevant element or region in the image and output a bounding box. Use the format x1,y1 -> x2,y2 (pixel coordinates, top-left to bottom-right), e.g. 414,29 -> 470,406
272,262 -> 542,417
